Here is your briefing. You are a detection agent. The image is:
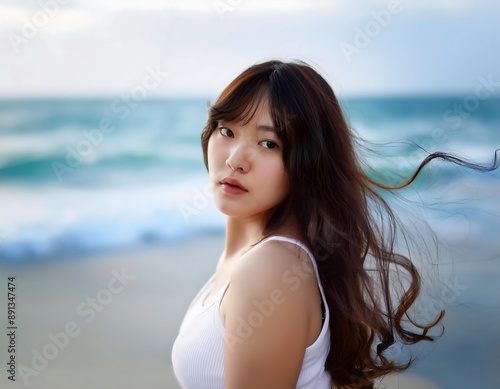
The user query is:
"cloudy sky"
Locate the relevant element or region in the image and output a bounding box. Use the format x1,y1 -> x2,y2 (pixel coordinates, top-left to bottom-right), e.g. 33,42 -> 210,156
1,0 -> 500,98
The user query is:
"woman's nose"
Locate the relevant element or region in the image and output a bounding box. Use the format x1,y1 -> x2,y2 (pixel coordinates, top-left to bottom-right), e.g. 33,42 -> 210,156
226,142 -> 251,173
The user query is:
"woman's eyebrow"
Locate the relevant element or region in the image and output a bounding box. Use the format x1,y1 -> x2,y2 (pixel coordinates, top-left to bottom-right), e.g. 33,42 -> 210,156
256,124 -> 279,134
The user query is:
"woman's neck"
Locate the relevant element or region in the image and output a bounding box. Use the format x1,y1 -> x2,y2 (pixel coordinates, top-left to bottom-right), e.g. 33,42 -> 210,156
222,216 -> 265,260
221,213 -> 304,262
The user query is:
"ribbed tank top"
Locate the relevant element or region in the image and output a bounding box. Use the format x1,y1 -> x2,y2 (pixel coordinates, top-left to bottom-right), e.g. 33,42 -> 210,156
171,236 -> 332,389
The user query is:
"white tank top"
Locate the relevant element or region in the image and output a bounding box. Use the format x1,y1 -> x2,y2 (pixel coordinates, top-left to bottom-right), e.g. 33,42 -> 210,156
171,236 -> 332,388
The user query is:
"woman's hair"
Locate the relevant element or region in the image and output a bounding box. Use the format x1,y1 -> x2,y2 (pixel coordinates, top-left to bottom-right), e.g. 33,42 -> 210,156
200,60 -> 499,388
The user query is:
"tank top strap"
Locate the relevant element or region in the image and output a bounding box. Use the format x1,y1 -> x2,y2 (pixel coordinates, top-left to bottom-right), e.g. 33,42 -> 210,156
258,235 -> 319,274
256,235 -> 328,312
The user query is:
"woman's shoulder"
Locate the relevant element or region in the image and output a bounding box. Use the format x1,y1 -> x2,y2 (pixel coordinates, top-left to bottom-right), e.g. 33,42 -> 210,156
220,237 -> 324,387
229,236 -> 317,299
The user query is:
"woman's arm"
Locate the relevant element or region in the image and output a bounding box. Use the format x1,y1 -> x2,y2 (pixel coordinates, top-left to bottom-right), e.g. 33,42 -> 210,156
222,241 -> 319,389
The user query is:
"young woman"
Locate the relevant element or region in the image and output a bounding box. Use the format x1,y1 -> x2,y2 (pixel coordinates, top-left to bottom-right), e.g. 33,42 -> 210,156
171,60 -> 498,389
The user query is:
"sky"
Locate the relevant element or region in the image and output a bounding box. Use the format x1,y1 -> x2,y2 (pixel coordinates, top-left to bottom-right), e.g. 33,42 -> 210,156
1,0 -> 500,98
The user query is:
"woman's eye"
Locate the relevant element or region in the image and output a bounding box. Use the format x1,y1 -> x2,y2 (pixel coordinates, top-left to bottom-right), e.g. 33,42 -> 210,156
219,127 -> 234,137
260,140 -> 278,150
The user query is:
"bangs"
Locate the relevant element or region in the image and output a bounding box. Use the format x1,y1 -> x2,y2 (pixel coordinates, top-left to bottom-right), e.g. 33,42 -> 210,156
203,61 -> 302,144
208,82 -> 271,126
208,84 -> 289,142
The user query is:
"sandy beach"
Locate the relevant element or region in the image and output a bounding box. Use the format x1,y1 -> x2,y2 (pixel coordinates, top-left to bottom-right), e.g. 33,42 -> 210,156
1,234 -> 498,388
0,237 -> 225,389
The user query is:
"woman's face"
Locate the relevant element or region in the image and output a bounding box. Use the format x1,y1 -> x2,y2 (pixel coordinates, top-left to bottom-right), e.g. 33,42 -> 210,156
207,99 -> 289,222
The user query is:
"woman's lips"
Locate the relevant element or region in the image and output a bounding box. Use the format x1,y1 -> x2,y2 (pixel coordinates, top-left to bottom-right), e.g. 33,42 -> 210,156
220,183 -> 247,195
220,177 -> 248,192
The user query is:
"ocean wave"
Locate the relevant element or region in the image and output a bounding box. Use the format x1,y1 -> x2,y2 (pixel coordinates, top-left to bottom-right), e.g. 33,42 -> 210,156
1,174 -> 499,263
0,179 -> 225,262
0,97 -> 498,263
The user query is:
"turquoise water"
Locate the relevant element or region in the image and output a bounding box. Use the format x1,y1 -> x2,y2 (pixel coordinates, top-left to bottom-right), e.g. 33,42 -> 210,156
0,97 -> 499,262
0,97 -> 499,388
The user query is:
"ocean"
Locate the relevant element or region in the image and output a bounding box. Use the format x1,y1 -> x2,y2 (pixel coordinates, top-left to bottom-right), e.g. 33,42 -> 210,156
0,96 -> 499,388
0,96 -> 499,263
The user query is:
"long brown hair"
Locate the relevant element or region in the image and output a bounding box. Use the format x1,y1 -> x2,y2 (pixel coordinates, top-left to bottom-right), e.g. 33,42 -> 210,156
200,60 -> 499,388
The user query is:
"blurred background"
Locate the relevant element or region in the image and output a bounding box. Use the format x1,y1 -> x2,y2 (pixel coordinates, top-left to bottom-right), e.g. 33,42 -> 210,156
0,0 -> 499,388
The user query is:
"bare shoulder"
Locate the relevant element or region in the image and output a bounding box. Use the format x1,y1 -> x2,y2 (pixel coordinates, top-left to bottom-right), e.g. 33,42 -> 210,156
231,238 -> 316,292
221,238 -> 322,388
224,239 -> 320,320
